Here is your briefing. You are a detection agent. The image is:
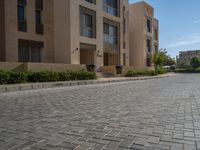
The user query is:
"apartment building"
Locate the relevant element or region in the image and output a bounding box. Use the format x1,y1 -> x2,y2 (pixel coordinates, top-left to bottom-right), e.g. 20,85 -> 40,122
0,0 -> 129,68
129,1 -> 159,68
177,50 -> 200,67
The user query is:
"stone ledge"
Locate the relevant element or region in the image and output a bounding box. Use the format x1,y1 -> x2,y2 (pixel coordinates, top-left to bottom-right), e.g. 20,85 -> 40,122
0,73 -> 176,93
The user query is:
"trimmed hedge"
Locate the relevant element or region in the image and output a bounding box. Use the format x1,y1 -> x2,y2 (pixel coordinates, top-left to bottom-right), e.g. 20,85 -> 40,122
174,69 -> 200,73
0,70 -> 10,84
0,70 -> 96,85
126,68 -> 166,77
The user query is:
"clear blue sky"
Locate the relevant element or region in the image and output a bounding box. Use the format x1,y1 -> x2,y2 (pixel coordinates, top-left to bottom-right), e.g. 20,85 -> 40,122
129,0 -> 200,58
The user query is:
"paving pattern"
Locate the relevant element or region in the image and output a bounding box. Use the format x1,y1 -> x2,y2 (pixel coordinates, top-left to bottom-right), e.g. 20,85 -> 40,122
0,74 -> 200,150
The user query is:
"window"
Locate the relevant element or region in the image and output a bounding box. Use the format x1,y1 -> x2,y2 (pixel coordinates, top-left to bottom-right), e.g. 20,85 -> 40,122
147,19 -> 152,33
85,0 -> 96,4
35,0 -> 43,34
17,0 -> 27,32
80,7 -> 96,38
123,6 -> 126,49
123,53 -> 126,66
103,23 -> 118,45
18,5 -> 25,21
18,40 -> 43,62
154,44 -> 158,52
147,39 -> 151,52
103,0 -> 118,17
36,10 -> 42,24
154,29 -> 158,41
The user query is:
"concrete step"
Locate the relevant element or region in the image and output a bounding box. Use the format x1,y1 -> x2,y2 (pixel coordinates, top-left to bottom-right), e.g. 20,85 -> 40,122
96,72 -> 114,78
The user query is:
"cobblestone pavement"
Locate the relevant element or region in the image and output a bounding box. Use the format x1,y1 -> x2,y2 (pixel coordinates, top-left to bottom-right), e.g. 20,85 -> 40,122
0,74 -> 200,150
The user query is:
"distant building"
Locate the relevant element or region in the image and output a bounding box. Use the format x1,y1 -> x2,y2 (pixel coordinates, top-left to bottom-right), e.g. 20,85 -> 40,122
129,1 -> 159,68
177,50 -> 200,67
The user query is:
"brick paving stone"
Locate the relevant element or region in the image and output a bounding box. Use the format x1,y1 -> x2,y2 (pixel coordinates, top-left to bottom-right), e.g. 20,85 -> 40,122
0,74 -> 200,150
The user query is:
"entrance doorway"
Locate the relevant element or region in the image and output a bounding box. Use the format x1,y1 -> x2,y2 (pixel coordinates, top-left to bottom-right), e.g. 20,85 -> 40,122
104,53 -> 118,66
80,43 -> 96,65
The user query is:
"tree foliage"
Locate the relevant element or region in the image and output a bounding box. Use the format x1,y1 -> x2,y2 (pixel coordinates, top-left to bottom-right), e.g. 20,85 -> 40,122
190,57 -> 200,69
153,48 -> 175,67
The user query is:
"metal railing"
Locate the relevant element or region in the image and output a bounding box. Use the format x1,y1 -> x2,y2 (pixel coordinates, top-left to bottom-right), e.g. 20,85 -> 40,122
81,26 -> 95,38
103,4 -> 117,16
104,34 -> 118,45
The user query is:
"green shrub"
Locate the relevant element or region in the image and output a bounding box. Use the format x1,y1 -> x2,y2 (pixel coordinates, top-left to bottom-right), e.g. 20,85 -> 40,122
190,57 -> 200,69
126,69 -> 166,77
8,72 -> 27,84
126,70 -> 155,77
0,70 -> 97,85
0,70 -> 10,84
75,71 -> 96,80
155,67 -> 166,74
174,69 -> 200,73
57,71 -> 72,81
27,71 -> 59,82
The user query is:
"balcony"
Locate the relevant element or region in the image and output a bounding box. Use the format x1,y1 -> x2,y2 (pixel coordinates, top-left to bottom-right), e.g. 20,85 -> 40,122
81,26 -> 95,38
18,20 -> 27,32
103,4 -> 118,17
104,34 -> 118,53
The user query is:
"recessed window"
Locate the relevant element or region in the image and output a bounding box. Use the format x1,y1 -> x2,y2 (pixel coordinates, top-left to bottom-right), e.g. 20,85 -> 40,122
103,22 -> 118,45
35,0 -> 43,35
154,29 -> 158,41
17,0 -> 27,32
103,0 -> 118,17
18,40 -> 43,62
147,39 -> 151,52
154,44 -> 158,52
147,19 -> 152,33
80,7 -> 96,38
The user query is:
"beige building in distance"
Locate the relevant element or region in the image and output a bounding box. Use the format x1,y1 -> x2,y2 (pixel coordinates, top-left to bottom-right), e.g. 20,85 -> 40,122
177,50 -> 200,67
129,1 -> 159,68
0,0 -> 129,68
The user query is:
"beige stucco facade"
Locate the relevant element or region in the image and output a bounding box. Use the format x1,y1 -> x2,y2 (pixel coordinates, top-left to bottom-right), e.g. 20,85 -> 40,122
177,50 -> 200,67
0,0 -> 129,68
129,1 -> 159,68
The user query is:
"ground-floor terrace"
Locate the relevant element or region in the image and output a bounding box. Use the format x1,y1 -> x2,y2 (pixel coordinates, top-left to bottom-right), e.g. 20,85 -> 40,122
0,74 -> 200,149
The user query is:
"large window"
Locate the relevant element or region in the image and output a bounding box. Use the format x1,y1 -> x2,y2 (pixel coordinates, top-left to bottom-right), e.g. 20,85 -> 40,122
103,0 -> 118,17
154,29 -> 158,41
123,6 -> 126,49
147,39 -> 151,53
17,0 -> 27,32
147,19 -> 152,33
154,44 -> 158,52
103,23 -> 118,45
18,40 -> 43,62
35,0 -> 43,34
80,7 -> 96,38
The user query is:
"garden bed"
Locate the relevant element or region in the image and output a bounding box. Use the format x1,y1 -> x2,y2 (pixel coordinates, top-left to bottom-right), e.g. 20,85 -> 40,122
0,70 -> 96,85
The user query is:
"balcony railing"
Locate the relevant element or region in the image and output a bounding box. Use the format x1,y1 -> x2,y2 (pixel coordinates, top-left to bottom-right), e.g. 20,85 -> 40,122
36,24 -> 44,35
18,0 -> 26,6
104,34 -> 118,45
103,4 -> 117,16
81,26 -> 95,38
18,20 -> 27,32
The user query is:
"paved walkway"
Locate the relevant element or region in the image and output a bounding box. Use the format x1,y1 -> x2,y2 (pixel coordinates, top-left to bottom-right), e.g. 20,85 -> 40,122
0,74 -> 200,150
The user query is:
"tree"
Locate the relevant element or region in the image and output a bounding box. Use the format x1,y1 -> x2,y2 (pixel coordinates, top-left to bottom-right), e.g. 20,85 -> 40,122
158,48 -> 176,66
190,57 -> 200,69
153,51 -> 164,67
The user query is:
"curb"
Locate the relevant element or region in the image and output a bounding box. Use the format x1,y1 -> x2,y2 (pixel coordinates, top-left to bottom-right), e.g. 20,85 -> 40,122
0,74 -> 174,93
